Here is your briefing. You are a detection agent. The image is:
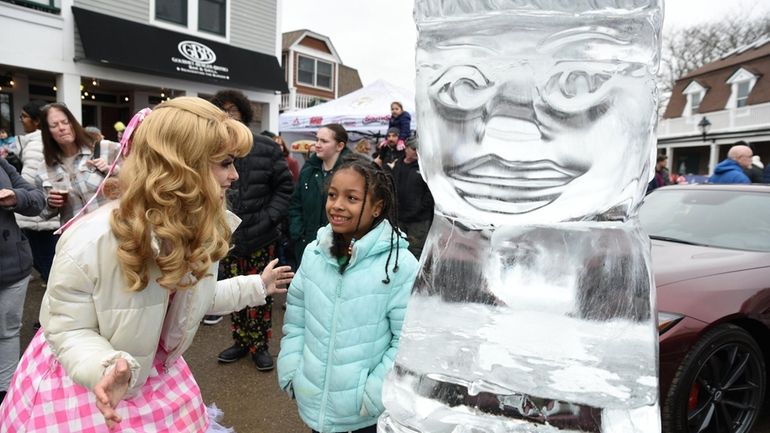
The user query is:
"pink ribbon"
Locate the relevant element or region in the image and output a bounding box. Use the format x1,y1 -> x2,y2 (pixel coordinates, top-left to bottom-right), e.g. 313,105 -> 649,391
55,108 -> 152,235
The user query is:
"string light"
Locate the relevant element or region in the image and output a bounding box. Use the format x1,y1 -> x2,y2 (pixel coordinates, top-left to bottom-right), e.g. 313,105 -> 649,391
92,79 -> 98,86
84,91 -> 89,96
124,96 -> 129,102
91,95 -> 95,100
9,80 -> 14,86
53,85 -> 57,91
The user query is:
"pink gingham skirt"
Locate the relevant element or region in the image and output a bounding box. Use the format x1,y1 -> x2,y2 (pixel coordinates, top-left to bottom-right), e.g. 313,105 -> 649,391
0,330 -> 210,433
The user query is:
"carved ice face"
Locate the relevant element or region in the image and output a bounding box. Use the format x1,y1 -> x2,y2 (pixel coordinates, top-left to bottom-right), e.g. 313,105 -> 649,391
416,18 -> 658,224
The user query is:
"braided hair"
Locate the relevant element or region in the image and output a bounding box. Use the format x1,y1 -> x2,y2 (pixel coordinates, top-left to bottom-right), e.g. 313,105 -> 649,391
329,155 -> 402,283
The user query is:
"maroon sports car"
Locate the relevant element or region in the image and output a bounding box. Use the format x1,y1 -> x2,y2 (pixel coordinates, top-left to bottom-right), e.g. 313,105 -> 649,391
639,184 -> 770,433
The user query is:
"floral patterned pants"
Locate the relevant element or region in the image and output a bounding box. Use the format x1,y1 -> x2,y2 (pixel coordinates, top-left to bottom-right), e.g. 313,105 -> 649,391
218,244 -> 275,352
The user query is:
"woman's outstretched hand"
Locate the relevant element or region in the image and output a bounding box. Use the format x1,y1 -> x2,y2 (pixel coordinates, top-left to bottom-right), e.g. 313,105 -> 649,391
94,358 -> 131,430
260,258 -> 293,296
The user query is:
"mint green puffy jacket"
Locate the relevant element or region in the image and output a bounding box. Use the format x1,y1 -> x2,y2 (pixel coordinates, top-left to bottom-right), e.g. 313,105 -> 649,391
277,220 -> 418,433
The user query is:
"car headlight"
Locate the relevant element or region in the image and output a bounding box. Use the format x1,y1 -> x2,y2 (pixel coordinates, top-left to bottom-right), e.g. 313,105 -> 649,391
658,311 -> 684,334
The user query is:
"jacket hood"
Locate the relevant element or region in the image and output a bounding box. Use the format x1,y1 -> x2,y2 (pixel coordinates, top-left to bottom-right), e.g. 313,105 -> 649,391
713,159 -> 744,175
19,129 -> 41,147
314,220 -> 407,269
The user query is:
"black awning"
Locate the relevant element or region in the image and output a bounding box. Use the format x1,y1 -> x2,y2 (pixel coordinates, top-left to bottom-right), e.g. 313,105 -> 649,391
72,7 -> 288,93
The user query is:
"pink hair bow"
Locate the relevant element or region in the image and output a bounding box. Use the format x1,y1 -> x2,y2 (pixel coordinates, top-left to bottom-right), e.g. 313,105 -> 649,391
55,108 -> 152,234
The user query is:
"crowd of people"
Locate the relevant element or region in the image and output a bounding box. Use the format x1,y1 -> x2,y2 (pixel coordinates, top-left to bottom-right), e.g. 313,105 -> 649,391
0,94 -> 435,432
647,140 -> 770,194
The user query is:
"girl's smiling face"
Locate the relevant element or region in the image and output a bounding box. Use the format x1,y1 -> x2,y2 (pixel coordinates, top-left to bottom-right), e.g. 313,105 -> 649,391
326,168 -> 383,243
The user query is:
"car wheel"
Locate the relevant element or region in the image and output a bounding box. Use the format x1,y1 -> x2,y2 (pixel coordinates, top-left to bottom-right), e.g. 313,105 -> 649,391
662,324 -> 766,433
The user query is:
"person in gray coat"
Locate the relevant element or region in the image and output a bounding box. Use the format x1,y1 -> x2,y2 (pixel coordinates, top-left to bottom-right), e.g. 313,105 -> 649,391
0,158 -> 45,404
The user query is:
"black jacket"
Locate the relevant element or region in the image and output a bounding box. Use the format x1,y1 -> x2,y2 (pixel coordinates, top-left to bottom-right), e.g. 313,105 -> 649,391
0,158 -> 46,287
745,164 -> 764,183
390,157 -> 434,223
376,144 -> 405,166
227,134 -> 294,257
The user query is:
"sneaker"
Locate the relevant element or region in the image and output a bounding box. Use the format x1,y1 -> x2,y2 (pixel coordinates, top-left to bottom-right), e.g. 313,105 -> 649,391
217,344 -> 249,363
252,349 -> 274,371
202,315 -> 223,325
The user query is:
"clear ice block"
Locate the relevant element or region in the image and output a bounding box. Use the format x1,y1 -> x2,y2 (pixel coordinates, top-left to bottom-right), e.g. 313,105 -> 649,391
379,1 -> 663,432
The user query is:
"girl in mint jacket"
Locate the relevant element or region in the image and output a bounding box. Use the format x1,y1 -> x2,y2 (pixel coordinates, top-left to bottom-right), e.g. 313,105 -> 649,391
278,157 -> 419,433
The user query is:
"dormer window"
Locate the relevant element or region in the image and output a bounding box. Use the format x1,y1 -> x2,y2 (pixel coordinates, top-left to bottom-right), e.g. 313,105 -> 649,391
726,68 -> 757,109
682,81 -> 706,117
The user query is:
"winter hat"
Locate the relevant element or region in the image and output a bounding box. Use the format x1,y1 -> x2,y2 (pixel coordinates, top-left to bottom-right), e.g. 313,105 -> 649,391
387,127 -> 400,136
406,136 -> 418,150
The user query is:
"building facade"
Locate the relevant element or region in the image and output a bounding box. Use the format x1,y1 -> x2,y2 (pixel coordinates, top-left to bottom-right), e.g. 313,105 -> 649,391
657,36 -> 770,176
0,0 -> 286,140
279,29 -> 362,112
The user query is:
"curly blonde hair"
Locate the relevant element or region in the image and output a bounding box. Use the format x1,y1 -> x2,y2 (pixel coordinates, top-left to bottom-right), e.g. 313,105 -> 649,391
110,97 -> 252,292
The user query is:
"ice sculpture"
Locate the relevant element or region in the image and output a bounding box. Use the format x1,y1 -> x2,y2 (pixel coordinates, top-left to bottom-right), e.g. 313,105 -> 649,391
379,1 -> 663,432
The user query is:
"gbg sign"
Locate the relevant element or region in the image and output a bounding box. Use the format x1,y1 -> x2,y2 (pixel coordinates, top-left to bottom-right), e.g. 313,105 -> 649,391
177,40 -> 217,64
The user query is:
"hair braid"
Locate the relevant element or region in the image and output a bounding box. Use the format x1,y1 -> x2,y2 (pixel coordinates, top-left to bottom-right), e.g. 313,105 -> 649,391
328,155 -> 405,284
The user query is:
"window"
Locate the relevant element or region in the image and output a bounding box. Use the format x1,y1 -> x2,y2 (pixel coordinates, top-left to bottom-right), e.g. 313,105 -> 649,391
726,68 -> 757,109
198,0 -> 225,35
296,55 -> 333,89
1,0 -> 61,14
298,56 -> 315,86
154,0 -> 227,38
690,92 -> 702,115
682,80 -> 706,117
736,81 -> 750,108
156,0 -> 187,25
317,61 -> 332,89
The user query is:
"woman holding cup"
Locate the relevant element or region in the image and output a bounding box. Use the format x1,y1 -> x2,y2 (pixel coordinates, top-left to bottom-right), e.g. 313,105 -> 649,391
35,103 -> 121,224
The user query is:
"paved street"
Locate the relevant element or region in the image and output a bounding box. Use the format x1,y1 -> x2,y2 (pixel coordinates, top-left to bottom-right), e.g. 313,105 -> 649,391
18,274 -> 770,433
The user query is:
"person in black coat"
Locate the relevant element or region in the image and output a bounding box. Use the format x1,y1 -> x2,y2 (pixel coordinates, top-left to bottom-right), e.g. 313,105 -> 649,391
208,90 -> 294,372
0,158 -> 45,403
376,127 -> 406,168
390,136 -> 434,258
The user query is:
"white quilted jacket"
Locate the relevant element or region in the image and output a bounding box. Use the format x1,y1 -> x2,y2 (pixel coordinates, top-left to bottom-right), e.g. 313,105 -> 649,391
40,201 -> 266,396
14,130 -> 60,231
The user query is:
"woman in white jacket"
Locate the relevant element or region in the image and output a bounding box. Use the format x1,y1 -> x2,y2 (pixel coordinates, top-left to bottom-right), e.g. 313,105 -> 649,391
14,100 -> 60,287
0,97 -> 293,432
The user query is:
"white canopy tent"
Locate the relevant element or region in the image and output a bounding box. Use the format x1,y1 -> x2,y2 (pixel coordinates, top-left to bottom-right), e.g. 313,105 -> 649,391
279,79 -> 415,157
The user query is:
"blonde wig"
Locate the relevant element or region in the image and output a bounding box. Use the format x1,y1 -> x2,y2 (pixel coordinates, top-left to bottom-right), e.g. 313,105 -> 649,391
110,97 -> 252,292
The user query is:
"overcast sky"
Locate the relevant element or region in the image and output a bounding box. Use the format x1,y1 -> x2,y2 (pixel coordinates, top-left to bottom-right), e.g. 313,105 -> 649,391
281,0 -> 770,92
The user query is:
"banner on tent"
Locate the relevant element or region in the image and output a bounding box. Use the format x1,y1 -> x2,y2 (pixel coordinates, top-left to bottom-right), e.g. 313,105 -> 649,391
281,114 -> 393,132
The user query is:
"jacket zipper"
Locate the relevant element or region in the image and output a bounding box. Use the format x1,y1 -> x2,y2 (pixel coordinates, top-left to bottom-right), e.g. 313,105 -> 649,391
318,275 -> 343,430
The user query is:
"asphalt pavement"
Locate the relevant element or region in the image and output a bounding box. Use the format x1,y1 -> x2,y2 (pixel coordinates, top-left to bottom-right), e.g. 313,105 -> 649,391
17,274 -> 770,433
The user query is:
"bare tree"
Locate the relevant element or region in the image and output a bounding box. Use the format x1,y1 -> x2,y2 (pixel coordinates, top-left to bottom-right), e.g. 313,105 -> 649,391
656,11 -> 770,114
659,12 -> 770,94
